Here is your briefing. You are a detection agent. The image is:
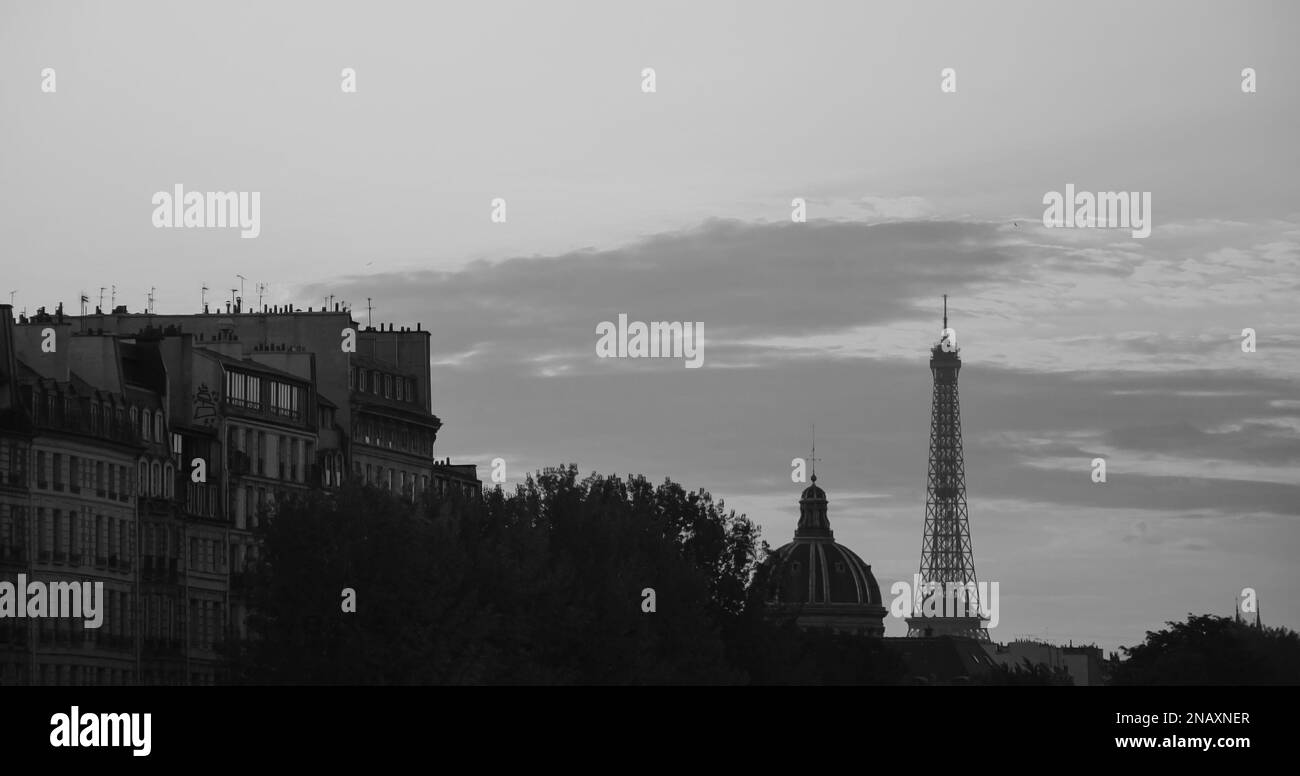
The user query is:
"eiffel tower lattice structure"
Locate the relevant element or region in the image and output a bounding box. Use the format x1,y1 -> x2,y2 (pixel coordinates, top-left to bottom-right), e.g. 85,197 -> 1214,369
906,296 -> 989,640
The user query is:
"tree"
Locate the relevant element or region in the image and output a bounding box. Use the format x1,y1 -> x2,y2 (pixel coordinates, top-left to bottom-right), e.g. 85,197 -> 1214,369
233,465 -> 907,684
1109,614 -> 1300,685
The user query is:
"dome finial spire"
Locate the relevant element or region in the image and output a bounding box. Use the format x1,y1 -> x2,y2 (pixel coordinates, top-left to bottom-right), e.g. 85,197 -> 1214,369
810,423 -> 819,482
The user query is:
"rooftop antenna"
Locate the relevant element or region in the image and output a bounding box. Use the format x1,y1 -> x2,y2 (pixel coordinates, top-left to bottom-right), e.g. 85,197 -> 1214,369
147,287 -> 156,314
201,282 -> 208,310
236,274 -> 246,304
80,291 -> 88,317
256,282 -> 267,310
98,287 -> 106,311
367,297 -> 373,329
943,293 -> 948,331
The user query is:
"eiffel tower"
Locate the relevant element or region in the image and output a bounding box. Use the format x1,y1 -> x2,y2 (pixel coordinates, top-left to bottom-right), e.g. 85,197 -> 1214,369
906,296 -> 989,640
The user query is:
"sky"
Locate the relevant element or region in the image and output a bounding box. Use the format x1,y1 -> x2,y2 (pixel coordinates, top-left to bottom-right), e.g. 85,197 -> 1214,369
2,0 -> 1297,652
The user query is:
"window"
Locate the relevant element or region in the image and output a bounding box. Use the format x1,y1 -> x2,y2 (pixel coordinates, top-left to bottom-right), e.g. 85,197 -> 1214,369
226,370 -> 243,405
52,454 -> 63,489
383,375 -> 392,398
164,463 -> 174,498
154,412 -> 164,442
270,381 -> 301,419
226,371 -> 263,409
395,378 -> 403,401
150,462 -> 161,497
53,510 -> 64,560
142,410 -> 151,441
69,457 -> 79,492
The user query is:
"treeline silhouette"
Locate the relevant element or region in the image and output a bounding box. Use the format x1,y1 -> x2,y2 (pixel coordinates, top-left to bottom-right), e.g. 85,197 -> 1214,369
1109,614 -> 1300,685
224,466 -> 1300,685
227,466 -> 906,684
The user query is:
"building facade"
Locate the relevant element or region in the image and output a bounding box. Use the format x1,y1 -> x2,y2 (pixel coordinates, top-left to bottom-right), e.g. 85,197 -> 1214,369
0,302 -> 479,685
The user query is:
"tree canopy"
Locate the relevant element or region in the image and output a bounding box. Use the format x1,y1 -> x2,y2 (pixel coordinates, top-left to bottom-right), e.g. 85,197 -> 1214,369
231,465 -> 905,684
1109,613 -> 1300,685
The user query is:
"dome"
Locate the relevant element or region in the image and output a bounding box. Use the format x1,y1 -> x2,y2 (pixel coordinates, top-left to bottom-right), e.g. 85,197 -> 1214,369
761,474 -> 888,636
800,481 -> 826,501
768,538 -> 884,607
